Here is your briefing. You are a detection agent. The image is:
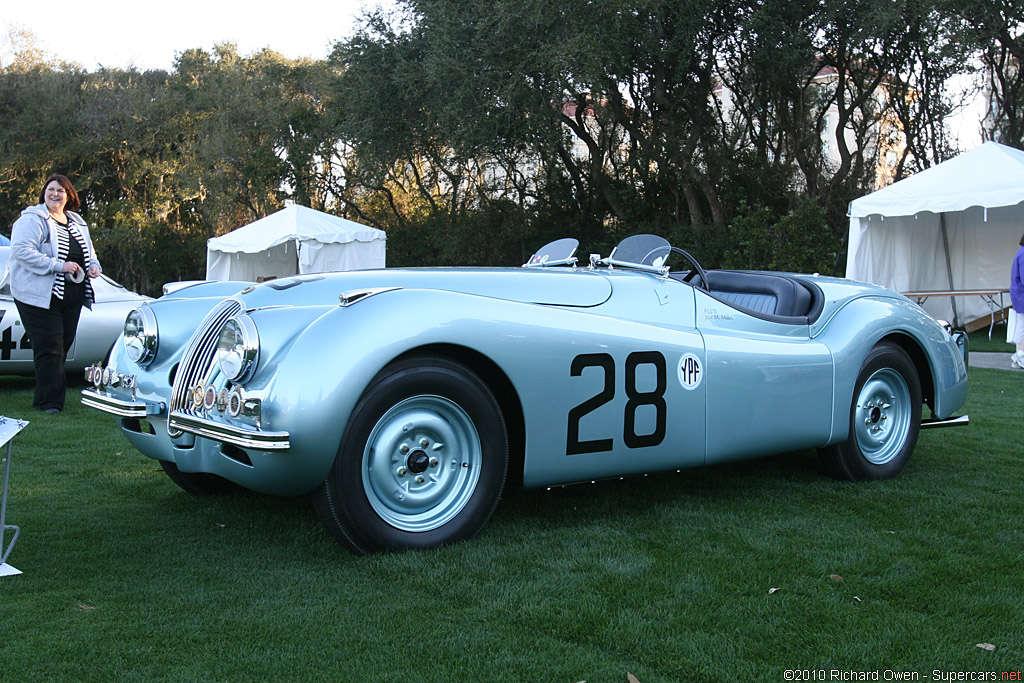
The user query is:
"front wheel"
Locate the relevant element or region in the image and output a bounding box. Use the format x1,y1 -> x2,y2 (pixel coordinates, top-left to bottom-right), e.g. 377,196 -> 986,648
313,357 -> 508,554
819,342 -> 922,481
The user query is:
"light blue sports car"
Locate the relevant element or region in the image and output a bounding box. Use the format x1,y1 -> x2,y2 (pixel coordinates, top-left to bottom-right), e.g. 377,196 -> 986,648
82,235 -> 969,553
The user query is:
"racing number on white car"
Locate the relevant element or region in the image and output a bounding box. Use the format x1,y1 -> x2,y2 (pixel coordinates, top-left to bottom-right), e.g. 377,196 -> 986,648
0,310 -> 31,361
567,351 -> 667,455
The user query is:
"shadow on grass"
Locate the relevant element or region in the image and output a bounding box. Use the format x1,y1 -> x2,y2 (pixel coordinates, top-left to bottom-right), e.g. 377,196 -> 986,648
492,448 -> 826,538
114,446 -> 827,560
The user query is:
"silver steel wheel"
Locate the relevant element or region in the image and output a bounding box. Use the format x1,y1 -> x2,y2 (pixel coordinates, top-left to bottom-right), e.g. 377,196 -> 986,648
314,356 -> 508,554
362,395 -> 482,532
853,367 -> 912,465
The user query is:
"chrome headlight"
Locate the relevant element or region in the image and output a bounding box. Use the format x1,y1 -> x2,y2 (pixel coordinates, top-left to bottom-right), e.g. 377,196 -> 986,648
123,305 -> 158,365
215,315 -> 259,383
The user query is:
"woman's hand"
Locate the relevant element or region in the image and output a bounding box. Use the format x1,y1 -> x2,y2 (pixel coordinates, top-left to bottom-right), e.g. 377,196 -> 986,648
61,261 -> 80,275
88,266 -> 100,278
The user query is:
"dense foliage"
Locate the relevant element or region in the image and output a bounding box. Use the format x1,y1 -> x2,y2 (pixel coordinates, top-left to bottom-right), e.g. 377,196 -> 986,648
2,0 -> 1023,294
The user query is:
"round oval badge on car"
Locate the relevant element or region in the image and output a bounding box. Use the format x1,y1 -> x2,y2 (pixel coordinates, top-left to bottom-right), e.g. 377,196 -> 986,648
678,353 -> 703,390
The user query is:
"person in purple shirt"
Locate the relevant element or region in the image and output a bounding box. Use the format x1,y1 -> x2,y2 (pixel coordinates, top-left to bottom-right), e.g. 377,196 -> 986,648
1011,232 -> 1024,369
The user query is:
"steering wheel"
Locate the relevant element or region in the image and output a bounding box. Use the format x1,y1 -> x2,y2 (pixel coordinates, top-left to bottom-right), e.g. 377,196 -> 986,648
670,247 -> 709,291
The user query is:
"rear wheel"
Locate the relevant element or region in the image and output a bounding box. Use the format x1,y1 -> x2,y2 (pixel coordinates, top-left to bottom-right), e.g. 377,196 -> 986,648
313,357 -> 508,554
819,342 -> 922,480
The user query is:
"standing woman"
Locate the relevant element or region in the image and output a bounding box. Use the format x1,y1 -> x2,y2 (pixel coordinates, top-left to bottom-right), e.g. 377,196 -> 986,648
1012,232 -> 1024,369
10,174 -> 102,414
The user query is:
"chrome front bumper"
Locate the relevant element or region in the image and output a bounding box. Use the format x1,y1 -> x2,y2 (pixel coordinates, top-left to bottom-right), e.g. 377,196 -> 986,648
82,388 -> 291,451
81,388 -> 162,418
168,410 -> 291,451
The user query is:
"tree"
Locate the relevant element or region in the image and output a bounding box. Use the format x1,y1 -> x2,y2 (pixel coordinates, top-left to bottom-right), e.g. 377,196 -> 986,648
0,66 -> 86,227
0,3 -> 1010,281
949,0 -> 1024,147
0,23 -> 57,72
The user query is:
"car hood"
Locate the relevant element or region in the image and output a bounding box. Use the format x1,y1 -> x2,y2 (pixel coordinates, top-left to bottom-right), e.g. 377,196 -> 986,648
233,267 -> 614,310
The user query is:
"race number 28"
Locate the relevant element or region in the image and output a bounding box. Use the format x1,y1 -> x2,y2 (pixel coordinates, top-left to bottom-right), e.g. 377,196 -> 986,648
566,351 -> 667,455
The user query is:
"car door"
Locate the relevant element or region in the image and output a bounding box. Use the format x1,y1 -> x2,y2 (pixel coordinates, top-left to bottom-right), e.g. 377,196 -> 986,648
694,288 -> 834,464
519,273 -> 708,487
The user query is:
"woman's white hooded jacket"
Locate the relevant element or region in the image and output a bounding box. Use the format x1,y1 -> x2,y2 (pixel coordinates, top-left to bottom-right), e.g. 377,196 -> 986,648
10,204 -> 101,309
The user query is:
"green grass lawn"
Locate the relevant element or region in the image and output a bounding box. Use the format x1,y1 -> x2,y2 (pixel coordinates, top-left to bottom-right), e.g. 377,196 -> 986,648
969,323 -> 1015,353
0,371 -> 1021,682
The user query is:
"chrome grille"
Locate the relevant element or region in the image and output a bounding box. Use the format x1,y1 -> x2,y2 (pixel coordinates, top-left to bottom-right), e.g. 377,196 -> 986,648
168,298 -> 244,422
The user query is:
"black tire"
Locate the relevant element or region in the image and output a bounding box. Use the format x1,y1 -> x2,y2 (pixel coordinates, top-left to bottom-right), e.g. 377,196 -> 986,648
159,460 -> 239,495
313,356 -> 508,554
819,342 -> 922,481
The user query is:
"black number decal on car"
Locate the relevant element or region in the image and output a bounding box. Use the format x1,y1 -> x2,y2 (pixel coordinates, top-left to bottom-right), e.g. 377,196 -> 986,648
567,351 -> 667,455
0,311 -> 32,360
566,354 -> 615,455
624,351 -> 667,448
0,310 -> 14,360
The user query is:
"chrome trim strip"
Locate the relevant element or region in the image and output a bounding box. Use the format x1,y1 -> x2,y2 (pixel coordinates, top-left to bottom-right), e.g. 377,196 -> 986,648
168,410 -> 291,450
920,415 -> 969,430
599,257 -> 670,275
81,389 -> 150,418
339,286 -> 400,307
522,256 -> 578,269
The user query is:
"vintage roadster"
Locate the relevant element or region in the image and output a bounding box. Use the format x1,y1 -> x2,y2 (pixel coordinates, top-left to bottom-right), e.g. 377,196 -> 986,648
82,235 -> 968,553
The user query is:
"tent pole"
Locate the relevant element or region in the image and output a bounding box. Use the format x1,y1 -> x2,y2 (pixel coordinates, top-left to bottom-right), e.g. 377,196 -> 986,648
939,213 -> 959,328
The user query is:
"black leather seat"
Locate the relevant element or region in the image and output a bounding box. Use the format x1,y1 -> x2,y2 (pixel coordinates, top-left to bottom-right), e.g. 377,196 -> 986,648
702,271 -> 819,322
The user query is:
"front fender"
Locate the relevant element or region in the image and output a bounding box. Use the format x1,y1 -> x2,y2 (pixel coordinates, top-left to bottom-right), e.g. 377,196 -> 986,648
814,295 -> 968,445
247,288 -> 531,493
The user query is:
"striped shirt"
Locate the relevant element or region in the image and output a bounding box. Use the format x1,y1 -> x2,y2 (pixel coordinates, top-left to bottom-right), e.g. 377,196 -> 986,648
48,216 -> 94,304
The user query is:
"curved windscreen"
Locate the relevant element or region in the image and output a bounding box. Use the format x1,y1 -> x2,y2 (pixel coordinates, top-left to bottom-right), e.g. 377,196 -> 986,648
524,238 -> 579,267
608,234 -> 671,267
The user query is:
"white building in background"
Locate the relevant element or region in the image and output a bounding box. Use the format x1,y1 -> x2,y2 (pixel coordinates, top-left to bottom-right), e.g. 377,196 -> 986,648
714,63 -> 1001,192
712,65 -> 906,191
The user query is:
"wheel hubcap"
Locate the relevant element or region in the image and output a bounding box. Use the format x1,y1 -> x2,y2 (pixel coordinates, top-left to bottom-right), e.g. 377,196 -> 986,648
854,368 -> 912,465
407,450 -> 430,474
362,395 -> 481,532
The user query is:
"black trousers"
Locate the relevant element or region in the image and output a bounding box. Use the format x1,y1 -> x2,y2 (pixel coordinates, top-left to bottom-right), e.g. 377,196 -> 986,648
14,295 -> 83,411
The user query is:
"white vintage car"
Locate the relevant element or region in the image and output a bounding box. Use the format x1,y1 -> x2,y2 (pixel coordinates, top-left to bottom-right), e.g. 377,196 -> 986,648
0,246 -> 150,374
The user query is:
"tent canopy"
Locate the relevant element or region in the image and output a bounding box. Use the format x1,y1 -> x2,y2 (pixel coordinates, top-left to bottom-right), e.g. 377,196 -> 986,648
849,142 -> 1024,219
846,142 -> 1024,324
206,205 -> 386,281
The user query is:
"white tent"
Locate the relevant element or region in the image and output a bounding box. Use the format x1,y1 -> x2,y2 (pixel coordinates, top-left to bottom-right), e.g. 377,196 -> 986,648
846,141 -> 1024,325
206,205 -> 386,281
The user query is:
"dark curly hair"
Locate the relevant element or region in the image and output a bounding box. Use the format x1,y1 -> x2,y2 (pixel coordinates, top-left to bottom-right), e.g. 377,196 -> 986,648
38,173 -> 81,212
